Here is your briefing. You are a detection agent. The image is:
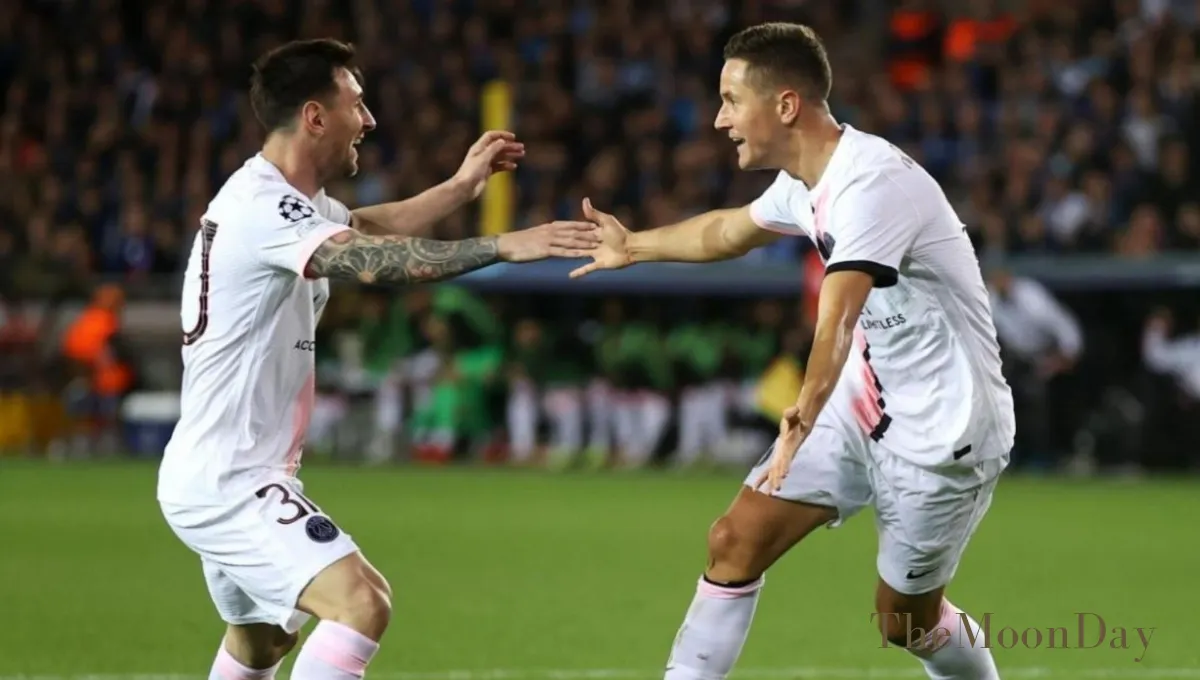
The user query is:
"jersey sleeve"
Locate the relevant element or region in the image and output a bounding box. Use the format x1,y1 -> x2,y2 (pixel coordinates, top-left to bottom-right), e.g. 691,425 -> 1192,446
748,171 -> 803,234
314,191 -> 352,225
823,172 -> 920,288
245,187 -> 353,277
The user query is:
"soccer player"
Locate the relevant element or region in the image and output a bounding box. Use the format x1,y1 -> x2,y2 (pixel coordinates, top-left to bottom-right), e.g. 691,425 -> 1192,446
571,23 -> 1013,680
156,39 -> 598,680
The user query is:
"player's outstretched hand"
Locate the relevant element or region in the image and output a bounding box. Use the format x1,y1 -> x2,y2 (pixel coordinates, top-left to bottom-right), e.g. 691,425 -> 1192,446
569,198 -> 634,279
755,405 -> 807,494
455,130 -> 526,200
497,221 -> 600,263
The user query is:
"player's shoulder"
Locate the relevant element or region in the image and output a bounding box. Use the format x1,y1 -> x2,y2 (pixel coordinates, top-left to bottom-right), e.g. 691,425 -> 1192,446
203,155 -> 294,224
829,126 -> 912,186
209,154 -> 349,229
827,126 -> 945,209
762,169 -> 811,199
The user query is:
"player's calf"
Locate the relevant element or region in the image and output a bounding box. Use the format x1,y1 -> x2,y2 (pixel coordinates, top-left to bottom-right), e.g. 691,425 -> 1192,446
291,553 -> 392,680
664,488 -> 836,680
210,624 -> 298,680
874,581 -> 945,648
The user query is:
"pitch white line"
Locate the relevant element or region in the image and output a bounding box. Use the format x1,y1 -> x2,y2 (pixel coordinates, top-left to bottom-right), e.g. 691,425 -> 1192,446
2,668 -> 1198,680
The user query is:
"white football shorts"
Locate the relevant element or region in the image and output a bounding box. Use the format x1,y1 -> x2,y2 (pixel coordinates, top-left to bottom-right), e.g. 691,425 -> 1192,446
160,476 -> 360,633
744,416 -> 1007,596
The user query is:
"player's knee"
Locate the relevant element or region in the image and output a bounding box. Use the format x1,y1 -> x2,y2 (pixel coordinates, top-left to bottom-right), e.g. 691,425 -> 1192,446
706,515 -> 739,560
706,515 -> 760,578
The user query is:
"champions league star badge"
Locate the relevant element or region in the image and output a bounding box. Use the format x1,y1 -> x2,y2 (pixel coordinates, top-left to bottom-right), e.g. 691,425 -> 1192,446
305,515 -> 340,543
277,194 -> 315,222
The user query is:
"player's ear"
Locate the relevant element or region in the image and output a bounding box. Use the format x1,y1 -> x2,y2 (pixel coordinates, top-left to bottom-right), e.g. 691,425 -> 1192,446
300,100 -> 325,134
777,90 -> 801,126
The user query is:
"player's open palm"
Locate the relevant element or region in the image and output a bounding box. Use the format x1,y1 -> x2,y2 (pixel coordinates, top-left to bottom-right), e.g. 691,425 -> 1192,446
569,198 -> 633,279
455,130 -> 526,200
756,406 -> 806,493
497,221 -> 601,263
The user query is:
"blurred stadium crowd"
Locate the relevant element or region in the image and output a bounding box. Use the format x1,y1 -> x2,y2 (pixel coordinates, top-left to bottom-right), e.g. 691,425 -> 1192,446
1,0 -> 1199,473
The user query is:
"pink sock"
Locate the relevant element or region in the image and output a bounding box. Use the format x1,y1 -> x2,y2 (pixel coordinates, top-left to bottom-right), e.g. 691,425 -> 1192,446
208,644 -> 281,680
291,621 -> 381,680
906,600 -> 1000,680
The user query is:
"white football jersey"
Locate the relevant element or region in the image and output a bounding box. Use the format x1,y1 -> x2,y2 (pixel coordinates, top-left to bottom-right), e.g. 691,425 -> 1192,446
157,154 -> 352,505
750,124 -> 1015,469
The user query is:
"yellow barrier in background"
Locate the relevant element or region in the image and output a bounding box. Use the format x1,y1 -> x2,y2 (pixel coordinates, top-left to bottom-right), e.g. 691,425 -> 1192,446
480,79 -> 514,236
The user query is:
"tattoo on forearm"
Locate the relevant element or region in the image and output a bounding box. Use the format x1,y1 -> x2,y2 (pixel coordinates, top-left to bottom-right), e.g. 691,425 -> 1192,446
306,230 -> 501,284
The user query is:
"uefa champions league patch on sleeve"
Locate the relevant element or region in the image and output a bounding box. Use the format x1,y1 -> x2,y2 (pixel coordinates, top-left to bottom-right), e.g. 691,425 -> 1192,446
278,194 -> 316,222
305,515 -> 340,543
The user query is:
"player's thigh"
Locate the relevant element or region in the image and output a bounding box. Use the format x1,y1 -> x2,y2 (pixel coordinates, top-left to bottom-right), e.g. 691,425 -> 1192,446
743,422 -> 873,528
295,549 -> 391,621
870,453 -> 1002,597
163,480 -> 362,633
717,424 -> 872,575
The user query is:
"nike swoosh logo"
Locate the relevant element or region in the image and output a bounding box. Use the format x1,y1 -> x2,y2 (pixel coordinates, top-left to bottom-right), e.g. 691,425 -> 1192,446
907,568 -> 936,579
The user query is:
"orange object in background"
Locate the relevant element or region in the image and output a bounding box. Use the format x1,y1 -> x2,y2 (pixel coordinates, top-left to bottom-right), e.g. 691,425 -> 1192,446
887,7 -> 942,91
944,13 -> 1016,63
62,285 -> 134,397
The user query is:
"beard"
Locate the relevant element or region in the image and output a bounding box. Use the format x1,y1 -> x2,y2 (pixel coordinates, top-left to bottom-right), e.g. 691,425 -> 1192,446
340,146 -> 359,178
316,143 -> 359,186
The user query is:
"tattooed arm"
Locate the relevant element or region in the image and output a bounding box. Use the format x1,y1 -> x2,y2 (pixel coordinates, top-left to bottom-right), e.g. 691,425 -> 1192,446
302,221 -> 600,284
304,230 -> 501,284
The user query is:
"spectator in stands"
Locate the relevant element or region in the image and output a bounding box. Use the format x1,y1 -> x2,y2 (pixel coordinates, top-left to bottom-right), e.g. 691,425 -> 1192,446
1141,308 -> 1200,470
59,284 -> 135,457
987,263 -> 1084,470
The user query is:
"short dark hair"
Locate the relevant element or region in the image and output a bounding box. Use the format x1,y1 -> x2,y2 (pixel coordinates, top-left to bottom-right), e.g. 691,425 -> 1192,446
723,23 -> 832,102
250,38 -> 362,133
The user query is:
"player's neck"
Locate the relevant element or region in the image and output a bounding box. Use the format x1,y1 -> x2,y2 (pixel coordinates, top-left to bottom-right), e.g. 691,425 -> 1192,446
261,134 -> 323,198
784,114 -> 843,189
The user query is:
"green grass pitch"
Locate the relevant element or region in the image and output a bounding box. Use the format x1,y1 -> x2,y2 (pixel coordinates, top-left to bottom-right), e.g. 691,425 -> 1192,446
0,460 -> 1196,679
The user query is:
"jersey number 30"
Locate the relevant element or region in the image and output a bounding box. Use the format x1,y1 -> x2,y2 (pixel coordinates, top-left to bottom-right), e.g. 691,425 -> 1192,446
256,482 -> 322,525
183,219 -> 219,346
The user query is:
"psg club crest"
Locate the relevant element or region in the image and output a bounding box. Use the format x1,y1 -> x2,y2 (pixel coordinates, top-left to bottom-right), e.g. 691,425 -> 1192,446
305,515 -> 340,543
278,194 -> 316,222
